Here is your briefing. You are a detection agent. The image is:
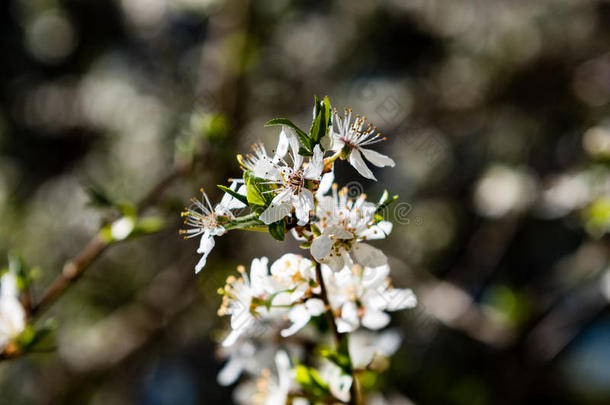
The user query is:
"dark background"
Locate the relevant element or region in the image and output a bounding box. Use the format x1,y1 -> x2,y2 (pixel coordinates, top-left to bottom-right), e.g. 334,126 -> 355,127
1,0 -> 610,404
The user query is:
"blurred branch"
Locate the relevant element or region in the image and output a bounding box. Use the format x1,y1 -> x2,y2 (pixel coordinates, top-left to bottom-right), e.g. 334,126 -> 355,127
28,161 -> 194,319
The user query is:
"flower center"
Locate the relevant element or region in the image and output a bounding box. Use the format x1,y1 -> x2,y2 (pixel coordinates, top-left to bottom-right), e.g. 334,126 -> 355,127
287,169 -> 305,193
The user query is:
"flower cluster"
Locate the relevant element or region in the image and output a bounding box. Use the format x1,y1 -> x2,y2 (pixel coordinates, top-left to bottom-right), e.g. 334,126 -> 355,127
183,96 -> 415,404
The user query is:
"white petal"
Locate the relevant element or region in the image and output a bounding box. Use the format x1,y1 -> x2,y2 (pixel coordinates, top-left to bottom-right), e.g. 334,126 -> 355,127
275,350 -> 292,390
361,264 -> 390,289
317,170 -> 334,197
217,357 -> 244,386
359,147 -> 396,168
383,288 -> 418,311
329,372 -> 352,403
271,291 -> 291,306
293,152 -> 304,170
276,127 -> 290,158
253,158 -> 279,180
218,181 -> 247,211
330,133 -> 345,152
221,330 -> 242,347
0,298 -> 25,338
327,224 -> 354,240
303,145 -> 324,180
272,188 -> 293,205
337,301 -> 359,333
194,255 -> 208,274
259,202 -> 291,225
376,330 -> 403,356
305,298 -> 326,316
362,310 -> 391,330
323,252 -> 346,272
311,235 -> 332,261
294,189 -> 314,225
349,148 -> 376,180
249,257 -> 270,295
1,273 -> 19,299
197,230 -> 214,254
352,243 -> 387,268
358,221 -> 392,240
280,305 -> 311,337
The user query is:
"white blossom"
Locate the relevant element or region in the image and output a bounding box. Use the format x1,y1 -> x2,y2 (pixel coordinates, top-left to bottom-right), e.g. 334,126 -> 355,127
324,264 -> 417,333
252,351 -> 297,405
219,257 -> 280,347
349,329 -> 402,371
219,254 -> 320,347
181,181 -> 246,273
319,361 -> 353,403
0,272 -> 26,352
258,144 -> 324,226
310,186 -> 393,271
330,108 -> 395,181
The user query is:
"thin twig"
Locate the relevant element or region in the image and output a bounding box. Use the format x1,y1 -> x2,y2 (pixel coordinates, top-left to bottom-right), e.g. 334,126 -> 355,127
29,162 -> 193,317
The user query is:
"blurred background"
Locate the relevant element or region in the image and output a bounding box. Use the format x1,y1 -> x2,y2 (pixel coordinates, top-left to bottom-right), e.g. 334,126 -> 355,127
1,0 -> 610,404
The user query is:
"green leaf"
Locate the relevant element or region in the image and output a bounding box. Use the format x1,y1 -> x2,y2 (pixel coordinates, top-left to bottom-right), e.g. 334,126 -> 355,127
375,192 -> 399,215
320,348 -> 352,373
310,223 -> 322,237
298,146 -> 313,156
17,320 -> 56,352
309,95 -> 332,147
218,184 -> 248,205
224,213 -> 266,231
245,172 -> 267,206
294,364 -> 330,399
268,220 -> 286,241
265,118 -> 311,151
310,109 -> 322,143
131,216 -> 165,237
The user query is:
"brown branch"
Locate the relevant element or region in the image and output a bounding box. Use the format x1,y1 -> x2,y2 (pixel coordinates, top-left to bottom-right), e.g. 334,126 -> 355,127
29,161 -> 194,318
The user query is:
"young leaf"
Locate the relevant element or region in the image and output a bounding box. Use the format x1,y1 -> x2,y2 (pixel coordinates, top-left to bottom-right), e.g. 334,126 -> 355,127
309,95 -> 332,150
375,191 -> 399,214
320,348 -> 351,373
294,364 -> 330,399
309,108 -> 323,143
224,213 -> 266,231
245,172 -> 267,206
218,184 -> 248,206
298,146 -> 313,157
265,118 -> 311,151
268,220 -> 286,241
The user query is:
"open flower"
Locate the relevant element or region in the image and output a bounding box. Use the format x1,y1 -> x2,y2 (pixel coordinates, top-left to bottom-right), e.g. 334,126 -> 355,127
219,258 -> 279,347
181,181 -> 246,273
349,329 -> 402,371
310,186 -> 392,271
269,254 -> 318,303
0,271 -> 26,353
251,350 -> 296,405
324,264 -> 417,333
258,144 -> 324,225
331,108 -> 395,181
